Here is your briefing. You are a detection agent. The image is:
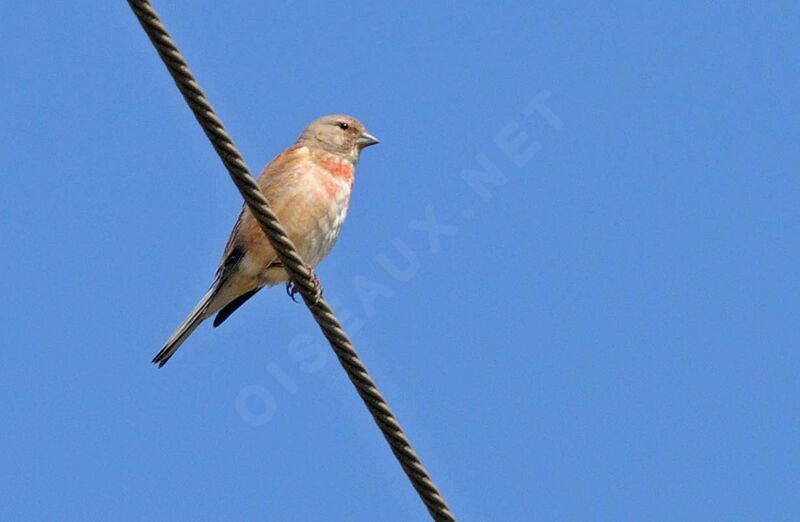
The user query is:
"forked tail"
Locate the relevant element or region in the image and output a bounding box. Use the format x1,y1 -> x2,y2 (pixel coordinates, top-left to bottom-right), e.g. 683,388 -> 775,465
152,286 -> 217,367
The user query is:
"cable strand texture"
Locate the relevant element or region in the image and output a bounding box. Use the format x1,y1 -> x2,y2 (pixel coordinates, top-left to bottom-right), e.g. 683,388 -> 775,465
127,2 -> 455,520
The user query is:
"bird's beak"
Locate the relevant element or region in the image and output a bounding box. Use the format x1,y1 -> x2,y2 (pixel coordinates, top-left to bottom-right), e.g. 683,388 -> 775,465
356,131 -> 380,149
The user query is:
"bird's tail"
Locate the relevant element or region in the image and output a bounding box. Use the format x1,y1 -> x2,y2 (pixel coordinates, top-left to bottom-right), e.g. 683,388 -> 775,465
153,285 -> 218,367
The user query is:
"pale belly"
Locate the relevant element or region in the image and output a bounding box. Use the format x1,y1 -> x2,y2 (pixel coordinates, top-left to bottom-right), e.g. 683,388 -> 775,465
297,193 -> 349,267
254,178 -> 351,286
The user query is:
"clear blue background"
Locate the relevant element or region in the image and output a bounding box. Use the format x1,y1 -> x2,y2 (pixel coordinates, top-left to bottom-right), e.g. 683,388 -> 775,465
1,2 -> 798,520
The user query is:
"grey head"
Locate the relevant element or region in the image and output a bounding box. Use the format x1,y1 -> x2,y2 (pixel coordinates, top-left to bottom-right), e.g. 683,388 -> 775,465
297,114 -> 379,163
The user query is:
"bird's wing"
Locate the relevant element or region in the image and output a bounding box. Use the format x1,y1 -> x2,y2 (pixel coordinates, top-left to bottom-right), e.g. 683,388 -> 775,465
216,144 -> 314,281
212,287 -> 261,327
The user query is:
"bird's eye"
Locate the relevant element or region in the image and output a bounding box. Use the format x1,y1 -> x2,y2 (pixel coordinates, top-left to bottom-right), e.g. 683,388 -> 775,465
338,122 -> 349,130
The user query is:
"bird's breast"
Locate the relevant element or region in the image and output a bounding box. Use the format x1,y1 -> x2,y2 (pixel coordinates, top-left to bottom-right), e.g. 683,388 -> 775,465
284,156 -> 353,268
299,180 -> 351,267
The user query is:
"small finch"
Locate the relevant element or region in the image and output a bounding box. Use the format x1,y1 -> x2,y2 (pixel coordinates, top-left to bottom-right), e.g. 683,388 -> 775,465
153,115 -> 379,367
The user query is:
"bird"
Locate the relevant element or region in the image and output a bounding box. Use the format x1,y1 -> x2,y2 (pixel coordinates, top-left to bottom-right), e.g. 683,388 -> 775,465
152,114 -> 379,367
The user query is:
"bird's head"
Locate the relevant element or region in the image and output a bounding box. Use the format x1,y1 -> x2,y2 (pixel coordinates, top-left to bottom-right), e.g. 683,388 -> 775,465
297,114 -> 379,163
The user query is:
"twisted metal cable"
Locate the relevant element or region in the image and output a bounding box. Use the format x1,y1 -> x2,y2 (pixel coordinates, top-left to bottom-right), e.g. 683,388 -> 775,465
127,2 -> 455,520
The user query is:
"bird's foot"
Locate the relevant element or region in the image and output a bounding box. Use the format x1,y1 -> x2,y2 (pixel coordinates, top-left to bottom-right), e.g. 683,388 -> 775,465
286,281 -> 300,303
307,269 -> 323,306
285,266 -> 323,306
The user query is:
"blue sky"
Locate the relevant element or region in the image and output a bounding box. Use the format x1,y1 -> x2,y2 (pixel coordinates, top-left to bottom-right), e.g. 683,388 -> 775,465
1,2 -> 799,520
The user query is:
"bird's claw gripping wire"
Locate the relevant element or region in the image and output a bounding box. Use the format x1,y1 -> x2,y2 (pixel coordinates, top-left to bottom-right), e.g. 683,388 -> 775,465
286,265 -> 323,305
285,282 -> 299,302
